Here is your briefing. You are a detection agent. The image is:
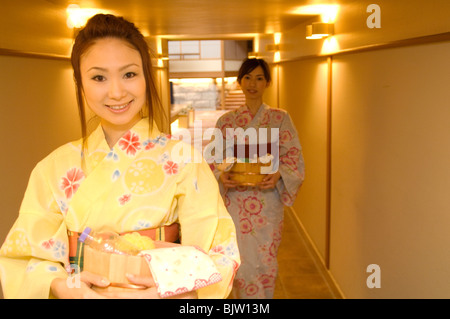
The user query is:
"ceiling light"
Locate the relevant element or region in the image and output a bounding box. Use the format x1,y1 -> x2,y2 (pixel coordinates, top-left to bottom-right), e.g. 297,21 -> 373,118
291,5 -> 340,23
66,4 -> 110,29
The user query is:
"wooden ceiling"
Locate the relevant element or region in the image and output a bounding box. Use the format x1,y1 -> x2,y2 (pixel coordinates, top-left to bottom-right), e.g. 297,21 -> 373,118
1,0 -> 327,55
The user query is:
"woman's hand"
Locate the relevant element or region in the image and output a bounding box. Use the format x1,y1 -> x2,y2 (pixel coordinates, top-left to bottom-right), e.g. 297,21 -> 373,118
100,274 -> 198,299
258,171 -> 281,190
97,274 -> 159,299
54,241 -> 198,299
219,172 -> 239,190
97,242 -> 197,299
51,271 -> 110,299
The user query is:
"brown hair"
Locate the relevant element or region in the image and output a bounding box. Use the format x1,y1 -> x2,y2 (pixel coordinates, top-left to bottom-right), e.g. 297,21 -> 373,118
71,14 -> 167,145
237,58 -> 272,84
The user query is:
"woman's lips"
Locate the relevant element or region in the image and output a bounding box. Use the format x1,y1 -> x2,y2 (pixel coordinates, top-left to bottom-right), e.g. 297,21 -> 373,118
106,100 -> 133,112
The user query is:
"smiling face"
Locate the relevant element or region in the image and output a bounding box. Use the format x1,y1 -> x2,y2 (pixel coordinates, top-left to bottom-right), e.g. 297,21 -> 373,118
239,66 -> 270,104
80,37 -> 146,145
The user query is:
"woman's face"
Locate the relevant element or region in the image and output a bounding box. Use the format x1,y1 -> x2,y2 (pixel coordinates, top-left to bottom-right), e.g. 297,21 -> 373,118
80,37 -> 146,136
239,66 -> 270,101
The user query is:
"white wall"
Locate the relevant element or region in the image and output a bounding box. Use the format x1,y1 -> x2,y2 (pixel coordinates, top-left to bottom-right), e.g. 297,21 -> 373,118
263,0 -> 450,298
0,56 -> 79,246
330,42 -> 450,298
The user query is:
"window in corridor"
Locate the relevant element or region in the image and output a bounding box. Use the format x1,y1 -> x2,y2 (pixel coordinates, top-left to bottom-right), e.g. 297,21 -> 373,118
168,40 -> 221,60
168,40 -> 250,119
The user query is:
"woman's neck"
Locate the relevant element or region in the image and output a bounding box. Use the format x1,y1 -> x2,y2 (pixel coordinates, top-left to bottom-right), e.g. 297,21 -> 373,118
245,98 -> 263,116
101,117 -> 141,148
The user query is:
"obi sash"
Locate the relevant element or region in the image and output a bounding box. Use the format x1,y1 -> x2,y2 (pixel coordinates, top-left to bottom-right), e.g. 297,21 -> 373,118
67,223 -> 180,272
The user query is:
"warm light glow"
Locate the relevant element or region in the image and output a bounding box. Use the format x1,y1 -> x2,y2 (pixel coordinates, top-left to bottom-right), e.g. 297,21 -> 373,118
253,35 -> 260,52
321,36 -> 340,55
273,51 -> 281,63
156,37 -> 165,67
171,78 -> 215,84
140,28 -> 151,38
66,4 -> 111,29
156,37 -> 163,55
306,34 -> 326,40
274,32 -> 282,45
220,77 -> 237,85
291,4 -> 340,23
225,77 -> 237,83
170,119 -> 180,132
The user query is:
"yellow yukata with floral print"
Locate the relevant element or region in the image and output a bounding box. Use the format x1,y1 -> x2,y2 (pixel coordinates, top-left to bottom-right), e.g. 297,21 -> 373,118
0,118 -> 240,299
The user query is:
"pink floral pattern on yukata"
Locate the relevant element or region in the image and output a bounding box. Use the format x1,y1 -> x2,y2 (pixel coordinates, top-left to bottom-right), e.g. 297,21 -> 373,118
271,110 -> 284,124
61,168 -> 85,199
118,194 -> 131,205
280,130 -> 294,145
235,110 -> 253,127
119,131 -> 141,156
144,141 -> 156,150
164,160 -> 179,175
232,220 -> 282,298
260,112 -> 270,126
243,196 -> 262,215
40,238 -> 67,260
41,238 -> 55,250
215,104 -> 305,298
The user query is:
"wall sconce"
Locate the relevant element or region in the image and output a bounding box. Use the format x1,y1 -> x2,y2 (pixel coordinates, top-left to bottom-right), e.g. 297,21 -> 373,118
158,54 -> 169,61
306,22 -> 334,39
156,54 -> 169,68
265,44 -> 280,52
266,43 -> 281,62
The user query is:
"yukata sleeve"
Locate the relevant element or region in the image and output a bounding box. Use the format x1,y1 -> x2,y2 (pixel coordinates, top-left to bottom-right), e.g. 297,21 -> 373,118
0,161 -> 69,299
175,155 -> 240,299
207,115 -> 233,196
275,112 -> 305,206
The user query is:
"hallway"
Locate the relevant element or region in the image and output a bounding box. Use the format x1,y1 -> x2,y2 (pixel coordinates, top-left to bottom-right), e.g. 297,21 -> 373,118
274,209 -> 337,299
2,0 -> 449,299
179,109 -> 339,299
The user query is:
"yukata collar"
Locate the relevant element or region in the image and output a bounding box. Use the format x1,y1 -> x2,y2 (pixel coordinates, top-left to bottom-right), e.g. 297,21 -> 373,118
86,117 -> 160,154
240,103 -> 269,118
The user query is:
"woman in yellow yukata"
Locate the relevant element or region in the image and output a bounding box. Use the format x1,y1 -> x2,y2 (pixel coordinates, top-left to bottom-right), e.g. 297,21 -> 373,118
0,14 -> 239,299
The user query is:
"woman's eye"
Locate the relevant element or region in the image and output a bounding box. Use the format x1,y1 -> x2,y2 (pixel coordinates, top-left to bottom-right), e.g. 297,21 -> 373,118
124,72 -> 137,79
92,75 -> 106,82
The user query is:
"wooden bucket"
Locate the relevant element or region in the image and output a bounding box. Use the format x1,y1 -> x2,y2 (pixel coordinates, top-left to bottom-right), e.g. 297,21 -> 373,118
83,245 -> 151,292
230,162 -> 271,186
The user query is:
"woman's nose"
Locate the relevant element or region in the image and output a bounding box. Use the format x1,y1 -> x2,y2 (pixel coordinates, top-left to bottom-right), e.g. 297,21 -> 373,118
108,78 -> 126,100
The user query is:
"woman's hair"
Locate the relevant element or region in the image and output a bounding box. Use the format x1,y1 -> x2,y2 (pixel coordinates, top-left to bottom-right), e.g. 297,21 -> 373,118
71,14 -> 167,143
237,58 -> 272,84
